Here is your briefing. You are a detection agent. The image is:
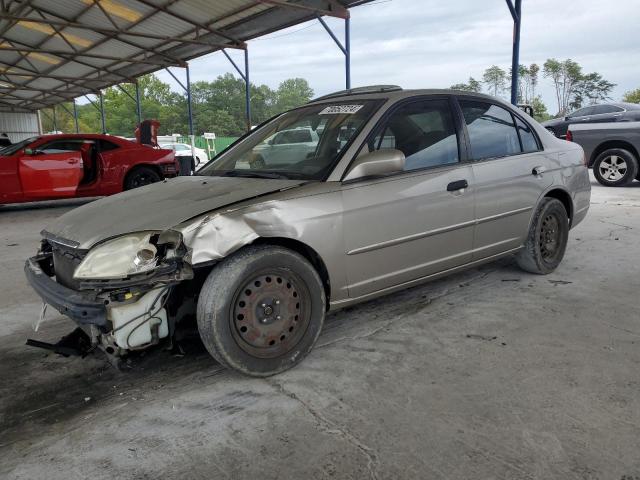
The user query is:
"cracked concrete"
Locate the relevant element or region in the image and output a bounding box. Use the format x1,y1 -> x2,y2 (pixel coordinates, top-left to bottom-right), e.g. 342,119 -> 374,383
1,174 -> 639,479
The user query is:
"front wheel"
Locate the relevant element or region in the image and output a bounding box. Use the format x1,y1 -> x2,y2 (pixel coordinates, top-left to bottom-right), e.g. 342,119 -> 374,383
516,198 -> 569,275
592,148 -> 638,187
197,245 -> 326,377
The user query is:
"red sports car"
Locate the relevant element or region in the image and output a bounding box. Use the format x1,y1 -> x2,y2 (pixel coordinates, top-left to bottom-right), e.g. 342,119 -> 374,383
0,134 -> 177,205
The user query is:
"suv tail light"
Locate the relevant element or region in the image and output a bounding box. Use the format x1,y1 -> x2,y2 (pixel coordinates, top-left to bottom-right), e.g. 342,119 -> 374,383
566,130 -> 573,142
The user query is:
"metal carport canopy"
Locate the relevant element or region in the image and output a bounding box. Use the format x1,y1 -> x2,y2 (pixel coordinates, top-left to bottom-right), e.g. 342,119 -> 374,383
0,0 -> 371,113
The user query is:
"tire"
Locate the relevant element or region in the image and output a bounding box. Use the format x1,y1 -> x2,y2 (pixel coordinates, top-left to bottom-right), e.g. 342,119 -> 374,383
124,166 -> 162,190
592,148 -> 638,187
197,245 -> 326,377
516,197 -> 569,275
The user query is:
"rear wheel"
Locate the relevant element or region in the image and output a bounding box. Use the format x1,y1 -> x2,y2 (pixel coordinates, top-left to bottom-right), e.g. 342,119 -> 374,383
197,245 -> 326,377
516,198 -> 569,275
124,166 -> 162,190
592,149 -> 638,187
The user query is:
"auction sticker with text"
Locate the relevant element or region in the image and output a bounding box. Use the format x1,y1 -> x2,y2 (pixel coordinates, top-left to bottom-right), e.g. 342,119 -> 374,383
319,104 -> 364,115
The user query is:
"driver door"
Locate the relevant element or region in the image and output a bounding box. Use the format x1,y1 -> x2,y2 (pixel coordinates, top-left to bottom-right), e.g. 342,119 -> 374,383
18,138 -> 84,199
341,97 -> 475,298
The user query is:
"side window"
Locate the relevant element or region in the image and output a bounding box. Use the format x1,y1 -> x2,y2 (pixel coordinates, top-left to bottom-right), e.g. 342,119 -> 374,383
369,99 -> 459,171
98,139 -> 119,152
591,105 -> 623,115
39,140 -> 84,154
515,116 -> 540,153
460,101 -> 521,160
274,129 -> 312,144
568,106 -> 593,118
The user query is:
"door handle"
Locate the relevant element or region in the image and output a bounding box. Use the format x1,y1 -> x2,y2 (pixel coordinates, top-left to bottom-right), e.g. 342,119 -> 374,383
532,166 -> 546,176
447,179 -> 468,191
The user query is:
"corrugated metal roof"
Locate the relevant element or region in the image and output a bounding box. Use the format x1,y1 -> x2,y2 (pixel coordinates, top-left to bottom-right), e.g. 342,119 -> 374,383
0,0 -> 372,112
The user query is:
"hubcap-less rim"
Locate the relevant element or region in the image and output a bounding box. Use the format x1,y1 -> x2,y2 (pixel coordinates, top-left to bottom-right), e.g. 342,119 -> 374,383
599,155 -> 627,182
539,213 -> 561,261
132,173 -> 155,188
231,270 -> 310,359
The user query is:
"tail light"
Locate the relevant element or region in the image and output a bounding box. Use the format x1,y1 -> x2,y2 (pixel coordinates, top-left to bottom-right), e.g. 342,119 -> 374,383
566,130 -> 573,142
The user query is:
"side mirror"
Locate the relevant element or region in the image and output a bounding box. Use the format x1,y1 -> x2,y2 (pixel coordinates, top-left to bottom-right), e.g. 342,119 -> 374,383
343,149 -> 405,182
564,116 -> 569,121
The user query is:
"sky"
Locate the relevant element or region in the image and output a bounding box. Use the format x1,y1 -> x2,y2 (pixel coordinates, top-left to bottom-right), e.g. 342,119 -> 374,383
154,0 -> 640,114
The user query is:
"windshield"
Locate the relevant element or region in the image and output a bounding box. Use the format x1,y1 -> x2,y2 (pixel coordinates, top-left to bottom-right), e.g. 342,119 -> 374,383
0,136 -> 38,156
199,100 -> 381,180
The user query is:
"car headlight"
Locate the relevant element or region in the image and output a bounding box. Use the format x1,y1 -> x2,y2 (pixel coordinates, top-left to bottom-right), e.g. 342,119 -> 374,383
74,232 -> 160,280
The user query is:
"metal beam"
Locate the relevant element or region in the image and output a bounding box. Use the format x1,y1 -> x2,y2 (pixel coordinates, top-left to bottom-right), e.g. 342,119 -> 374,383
133,0 -> 243,45
0,45 -> 178,67
506,0 -> 522,105
73,99 -> 79,133
222,49 -> 251,130
0,14 -> 241,49
244,48 -> 251,131
99,90 -> 106,134
135,81 -> 142,125
256,0 -> 349,19
317,15 -> 351,89
186,64 -> 193,137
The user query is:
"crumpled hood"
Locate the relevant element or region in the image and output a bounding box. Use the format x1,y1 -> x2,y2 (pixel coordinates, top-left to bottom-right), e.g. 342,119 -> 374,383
44,176 -> 305,248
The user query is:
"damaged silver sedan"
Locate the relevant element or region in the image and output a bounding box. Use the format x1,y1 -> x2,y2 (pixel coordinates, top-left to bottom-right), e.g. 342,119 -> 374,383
25,86 -> 591,376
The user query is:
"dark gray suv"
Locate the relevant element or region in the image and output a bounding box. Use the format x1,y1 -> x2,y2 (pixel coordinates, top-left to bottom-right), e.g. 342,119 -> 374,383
542,102 -> 640,138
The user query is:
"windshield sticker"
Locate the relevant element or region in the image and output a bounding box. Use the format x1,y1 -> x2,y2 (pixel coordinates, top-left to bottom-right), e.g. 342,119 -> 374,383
319,104 -> 364,115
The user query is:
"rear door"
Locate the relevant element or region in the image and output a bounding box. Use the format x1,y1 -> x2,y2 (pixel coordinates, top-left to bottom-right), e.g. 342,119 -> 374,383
18,138 -> 84,199
342,97 -> 476,298
457,99 -> 553,259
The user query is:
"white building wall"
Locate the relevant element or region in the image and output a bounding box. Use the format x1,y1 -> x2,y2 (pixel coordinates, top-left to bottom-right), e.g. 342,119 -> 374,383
0,112 -> 40,143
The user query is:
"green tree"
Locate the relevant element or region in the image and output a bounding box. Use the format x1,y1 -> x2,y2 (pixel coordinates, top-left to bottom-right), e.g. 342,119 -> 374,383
450,77 -> 482,92
39,73 -> 315,137
543,58 -> 582,116
623,88 -> 640,103
482,65 -> 507,97
571,72 -> 615,110
274,78 -> 314,112
531,96 -> 550,122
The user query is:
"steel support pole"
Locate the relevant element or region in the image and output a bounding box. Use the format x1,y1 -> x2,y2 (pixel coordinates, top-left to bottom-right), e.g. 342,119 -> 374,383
99,91 -> 106,133
135,81 -> 142,125
52,105 -> 57,132
345,17 -> 351,89
186,64 -> 194,137
72,99 -> 79,133
244,48 -> 251,131
508,0 -> 522,105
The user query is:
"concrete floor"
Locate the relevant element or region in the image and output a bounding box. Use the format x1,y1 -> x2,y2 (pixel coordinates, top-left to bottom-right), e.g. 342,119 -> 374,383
1,176 -> 639,479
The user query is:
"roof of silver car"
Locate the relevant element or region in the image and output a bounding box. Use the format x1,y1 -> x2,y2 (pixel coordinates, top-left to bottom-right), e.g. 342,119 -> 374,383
308,86 -> 506,105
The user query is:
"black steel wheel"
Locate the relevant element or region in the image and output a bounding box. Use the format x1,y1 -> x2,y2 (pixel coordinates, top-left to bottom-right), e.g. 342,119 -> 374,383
124,166 -> 162,190
516,197 -> 569,274
197,245 -> 325,376
539,212 -> 561,263
231,270 -> 310,359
